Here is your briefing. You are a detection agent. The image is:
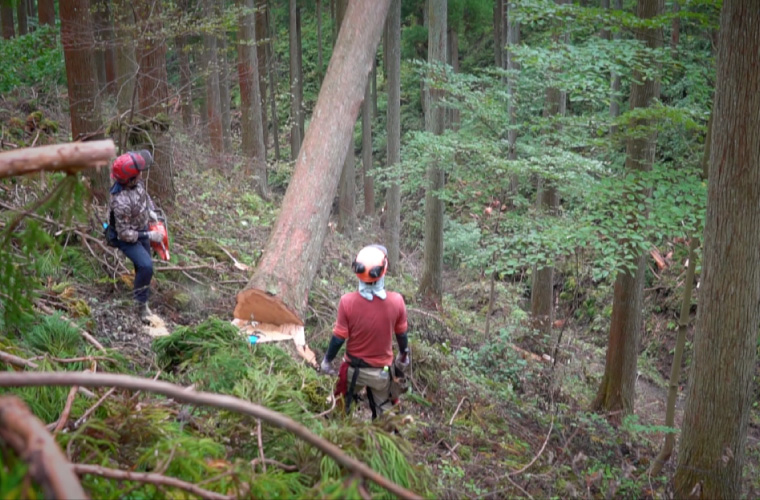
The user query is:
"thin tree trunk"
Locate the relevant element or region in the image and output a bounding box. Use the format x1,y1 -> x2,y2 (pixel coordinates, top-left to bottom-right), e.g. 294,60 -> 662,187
204,0 -> 223,154
316,0 -> 323,79
175,1 -> 193,130
238,0 -> 269,199
267,0 -> 280,162
218,33 -> 233,154
114,0 -> 136,118
296,7 -> 304,136
592,0 -> 663,421
506,1 -> 519,196
362,75 -> 374,216
448,27 -> 459,130
384,0 -> 401,274
16,0 -> 27,35
235,0 -> 392,324
418,0 -> 447,307
674,2 -> 760,496
60,0 -> 106,198
195,43 -> 208,132
255,0 -> 268,150
288,0 -> 302,159
37,0 -> 53,27
336,0 -> 355,235
493,0 -> 503,69
609,0 -> 623,137
670,0 -> 680,51
135,0 -> 175,202
1,0 -> 15,39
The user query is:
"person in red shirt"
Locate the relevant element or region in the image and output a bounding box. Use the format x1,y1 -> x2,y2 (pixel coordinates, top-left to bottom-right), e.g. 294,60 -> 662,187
321,244 -> 410,418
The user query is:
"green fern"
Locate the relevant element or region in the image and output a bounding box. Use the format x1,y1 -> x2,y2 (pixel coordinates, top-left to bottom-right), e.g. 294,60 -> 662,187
24,313 -> 84,357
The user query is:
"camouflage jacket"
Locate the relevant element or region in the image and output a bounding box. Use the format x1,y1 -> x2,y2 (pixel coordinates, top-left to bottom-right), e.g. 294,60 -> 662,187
109,180 -> 155,243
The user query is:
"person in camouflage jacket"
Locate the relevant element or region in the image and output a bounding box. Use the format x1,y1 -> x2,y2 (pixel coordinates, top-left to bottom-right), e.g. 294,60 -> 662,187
109,150 -> 162,322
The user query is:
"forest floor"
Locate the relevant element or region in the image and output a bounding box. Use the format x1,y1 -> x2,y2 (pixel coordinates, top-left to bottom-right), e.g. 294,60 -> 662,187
3,120 -> 760,498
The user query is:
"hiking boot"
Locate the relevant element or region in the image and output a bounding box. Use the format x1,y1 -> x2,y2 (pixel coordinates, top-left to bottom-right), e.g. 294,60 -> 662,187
137,302 -> 152,323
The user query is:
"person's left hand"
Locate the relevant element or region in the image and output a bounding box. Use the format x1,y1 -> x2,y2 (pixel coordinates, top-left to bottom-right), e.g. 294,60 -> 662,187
320,357 -> 337,376
395,350 -> 410,370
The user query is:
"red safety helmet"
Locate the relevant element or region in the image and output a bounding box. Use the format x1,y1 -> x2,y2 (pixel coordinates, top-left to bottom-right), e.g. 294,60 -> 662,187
111,150 -> 153,184
352,245 -> 388,283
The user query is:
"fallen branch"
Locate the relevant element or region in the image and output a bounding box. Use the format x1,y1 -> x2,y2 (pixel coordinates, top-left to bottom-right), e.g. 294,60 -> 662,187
250,457 -> 298,472
154,264 -> 219,272
53,386 -> 79,434
0,371 -> 424,500
0,396 -> 88,499
73,387 -> 117,429
72,463 -> 232,500
448,397 -> 470,427
508,416 -> 554,477
0,140 -> 115,179
0,350 -> 95,399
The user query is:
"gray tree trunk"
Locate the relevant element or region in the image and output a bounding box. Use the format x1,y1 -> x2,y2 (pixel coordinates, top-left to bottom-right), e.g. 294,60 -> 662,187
255,0 -> 268,150
204,0 -> 223,154
114,0 -> 136,117
218,32 -> 233,154
506,1 -> 519,195
288,0 -> 302,158
266,0 -> 280,161
237,0 -> 269,199
384,0 -> 401,274
418,0 -> 447,307
592,0 -> 663,420
362,74 -> 374,216
674,2 -> 760,497
609,0 -> 623,137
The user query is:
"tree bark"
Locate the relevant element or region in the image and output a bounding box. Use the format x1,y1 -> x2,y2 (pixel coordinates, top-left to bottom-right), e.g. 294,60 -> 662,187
448,27 -> 459,130
362,74 -> 374,216
288,0 -> 302,159
384,0 -> 401,274
1,0 -> 14,39
316,0 -> 323,79
235,0 -> 392,323
175,1 -> 193,130
218,31 -> 233,154
674,2 -> 760,497
16,0 -> 27,35
296,7 -> 304,136
0,396 -> 88,500
609,0 -> 623,137
255,0 -> 268,150
670,0 -> 680,51
506,0 -> 520,195
266,0 -> 280,161
91,0 -> 107,94
135,0 -> 175,202
0,140 -> 115,179
204,0 -> 223,154
37,0 -> 54,27
493,0 -> 503,69
336,0 -> 355,235
418,0 -> 447,307
238,0 -> 269,199
114,0 -> 136,118
60,0 -> 108,199
592,0 -> 662,421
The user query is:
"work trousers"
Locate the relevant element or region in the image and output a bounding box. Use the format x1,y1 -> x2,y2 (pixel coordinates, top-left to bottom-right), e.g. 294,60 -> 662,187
347,366 -> 395,416
116,236 -> 153,303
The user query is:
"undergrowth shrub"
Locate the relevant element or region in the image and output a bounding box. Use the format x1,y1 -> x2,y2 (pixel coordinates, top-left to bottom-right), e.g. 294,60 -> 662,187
0,26 -> 65,94
25,313 -> 83,357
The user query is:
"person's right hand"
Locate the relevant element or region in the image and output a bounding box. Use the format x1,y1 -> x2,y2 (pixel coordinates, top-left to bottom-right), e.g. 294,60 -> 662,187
147,230 -> 163,243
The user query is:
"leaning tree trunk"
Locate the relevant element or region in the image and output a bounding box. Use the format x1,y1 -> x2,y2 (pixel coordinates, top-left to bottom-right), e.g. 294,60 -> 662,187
1,0 -> 14,39
237,0 -> 268,199
674,2 -> 760,497
335,0 -> 355,235
37,0 -> 54,27
288,0 -> 302,159
135,0 -> 175,202
235,0 -> 392,328
60,0 -> 107,199
418,0 -> 447,307
592,0 -> 662,421
384,0 -> 401,274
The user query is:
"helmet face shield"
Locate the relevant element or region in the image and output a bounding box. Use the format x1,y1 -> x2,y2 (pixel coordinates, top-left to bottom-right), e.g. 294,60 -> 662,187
352,245 -> 388,283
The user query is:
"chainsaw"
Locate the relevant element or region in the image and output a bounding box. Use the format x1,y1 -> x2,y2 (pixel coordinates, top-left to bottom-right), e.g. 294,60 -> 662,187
149,208 -> 170,261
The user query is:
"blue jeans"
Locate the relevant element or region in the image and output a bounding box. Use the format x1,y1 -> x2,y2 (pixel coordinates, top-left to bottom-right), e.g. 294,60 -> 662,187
116,236 -> 153,303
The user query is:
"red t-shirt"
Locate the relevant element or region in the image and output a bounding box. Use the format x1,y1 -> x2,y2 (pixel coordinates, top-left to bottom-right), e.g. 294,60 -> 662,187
333,291 -> 408,367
